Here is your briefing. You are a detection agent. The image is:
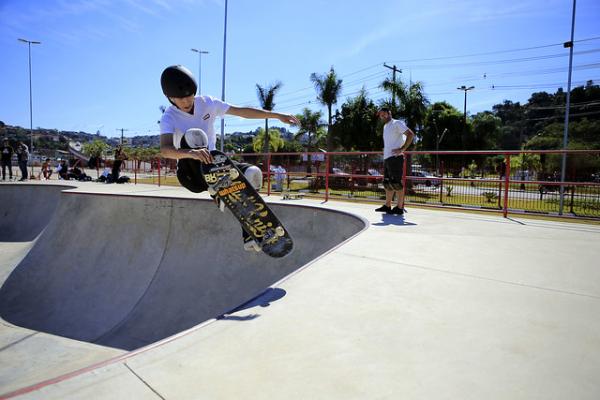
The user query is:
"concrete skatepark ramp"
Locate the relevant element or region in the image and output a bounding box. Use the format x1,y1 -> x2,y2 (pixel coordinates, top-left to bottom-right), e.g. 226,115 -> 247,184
0,185 -> 71,242
0,185 -> 366,350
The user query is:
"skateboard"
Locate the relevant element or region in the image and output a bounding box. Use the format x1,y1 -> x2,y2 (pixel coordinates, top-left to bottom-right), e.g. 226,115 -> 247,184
201,150 -> 293,258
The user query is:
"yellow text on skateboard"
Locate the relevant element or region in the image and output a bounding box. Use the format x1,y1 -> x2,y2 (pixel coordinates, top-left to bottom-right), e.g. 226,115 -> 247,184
218,182 -> 246,197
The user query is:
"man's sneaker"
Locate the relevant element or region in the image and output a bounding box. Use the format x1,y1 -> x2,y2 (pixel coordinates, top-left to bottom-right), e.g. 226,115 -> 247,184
391,206 -> 406,215
375,204 -> 391,213
243,237 -> 262,252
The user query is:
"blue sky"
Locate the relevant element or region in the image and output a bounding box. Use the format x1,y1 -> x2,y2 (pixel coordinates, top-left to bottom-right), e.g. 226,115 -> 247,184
1,0 -> 599,140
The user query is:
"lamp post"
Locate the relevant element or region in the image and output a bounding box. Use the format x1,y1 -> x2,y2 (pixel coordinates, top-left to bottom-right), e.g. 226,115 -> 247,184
457,85 -> 475,124
18,38 -> 41,178
436,128 -> 448,176
457,85 -> 474,171
559,0 -> 577,215
219,0 -> 229,152
190,48 -> 209,95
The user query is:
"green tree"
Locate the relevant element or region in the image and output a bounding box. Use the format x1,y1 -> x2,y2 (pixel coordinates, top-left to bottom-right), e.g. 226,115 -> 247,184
252,128 -> 285,153
471,112 -> 502,150
256,81 -> 283,154
421,102 -> 465,151
82,139 -> 109,158
331,88 -> 380,151
310,67 -> 342,151
492,100 -> 525,149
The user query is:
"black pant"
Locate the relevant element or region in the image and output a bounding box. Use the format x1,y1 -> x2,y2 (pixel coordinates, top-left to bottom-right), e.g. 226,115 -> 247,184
1,160 -> 12,179
112,160 -> 123,182
176,158 -> 253,193
18,160 -> 28,180
383,155 -> 404,187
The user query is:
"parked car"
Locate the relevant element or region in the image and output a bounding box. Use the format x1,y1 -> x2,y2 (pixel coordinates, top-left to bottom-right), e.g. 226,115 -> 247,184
329,167 -> 352,189
411,170 -> 441,187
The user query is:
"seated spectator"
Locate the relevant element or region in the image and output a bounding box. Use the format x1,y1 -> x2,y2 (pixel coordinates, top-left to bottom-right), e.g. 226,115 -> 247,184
68,164 -> 91,181
57,159 -> 69,180
98,167 -> 112,183
39,158 -> 53,180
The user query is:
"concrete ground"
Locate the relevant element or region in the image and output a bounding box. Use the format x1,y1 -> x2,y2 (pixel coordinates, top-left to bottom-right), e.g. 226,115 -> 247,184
1,181 -> 600,399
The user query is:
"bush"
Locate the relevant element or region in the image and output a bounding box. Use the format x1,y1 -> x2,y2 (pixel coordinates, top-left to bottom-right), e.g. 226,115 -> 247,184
482,192 -> 498,203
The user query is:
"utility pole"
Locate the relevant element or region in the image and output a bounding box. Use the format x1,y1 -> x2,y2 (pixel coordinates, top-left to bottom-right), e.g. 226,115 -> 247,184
383,63 -> 402,110
116,128 -> 129,145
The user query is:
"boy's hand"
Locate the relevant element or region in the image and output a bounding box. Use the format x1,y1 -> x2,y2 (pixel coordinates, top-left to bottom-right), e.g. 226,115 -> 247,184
189,148 -> 213,164
278,113 -> 299,125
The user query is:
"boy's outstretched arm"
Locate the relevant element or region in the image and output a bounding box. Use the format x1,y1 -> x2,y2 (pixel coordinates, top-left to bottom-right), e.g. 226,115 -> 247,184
226,106 -> 299,125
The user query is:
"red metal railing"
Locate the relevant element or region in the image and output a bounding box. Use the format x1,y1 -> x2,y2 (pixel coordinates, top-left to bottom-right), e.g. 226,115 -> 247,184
120,149 -> 600,220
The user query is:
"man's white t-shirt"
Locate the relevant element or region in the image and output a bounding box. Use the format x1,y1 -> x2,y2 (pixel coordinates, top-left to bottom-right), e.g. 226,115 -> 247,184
382,118 -> 409,160
160,95 -> 231,150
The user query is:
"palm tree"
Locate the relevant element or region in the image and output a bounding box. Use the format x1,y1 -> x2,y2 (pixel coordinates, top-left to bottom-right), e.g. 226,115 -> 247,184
295,108 -> 326,174
295,108 -> 325,151
256,82 -> 283,154
381,78 -> 428,131
310,67 -> 342,151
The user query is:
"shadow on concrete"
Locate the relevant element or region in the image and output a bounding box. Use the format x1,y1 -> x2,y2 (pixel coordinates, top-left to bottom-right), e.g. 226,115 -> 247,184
372,214 -> 418,227
225,288 -> 287,314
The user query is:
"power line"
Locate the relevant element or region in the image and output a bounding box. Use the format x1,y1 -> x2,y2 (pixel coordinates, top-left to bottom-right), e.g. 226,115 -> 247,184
394,49 -> 600,70
387,36 -> 600,64
217,37 -> 600,132
526,110 -> 600,121
489,78 -> 598,90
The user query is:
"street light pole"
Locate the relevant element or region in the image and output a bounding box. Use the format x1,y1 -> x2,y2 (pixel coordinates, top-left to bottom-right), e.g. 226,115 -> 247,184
457,85 -> 474,170
559,0 -> 577,215
219,0 -> 228,152
190,48 -> 209,95
457,85 -> 475,124
18,38 -> 41,178
436,128 -> 448,176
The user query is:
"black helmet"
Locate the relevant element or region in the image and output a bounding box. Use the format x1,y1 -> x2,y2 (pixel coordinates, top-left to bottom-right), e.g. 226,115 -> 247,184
160,65 -> 197,98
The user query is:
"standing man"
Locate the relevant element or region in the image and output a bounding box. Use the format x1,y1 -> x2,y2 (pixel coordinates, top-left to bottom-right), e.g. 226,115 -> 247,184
1,139 -> 14,181
111,145 -> 127,183
158,65 -> 298,250
15,141 -> 29,181
375,107 -> 415,215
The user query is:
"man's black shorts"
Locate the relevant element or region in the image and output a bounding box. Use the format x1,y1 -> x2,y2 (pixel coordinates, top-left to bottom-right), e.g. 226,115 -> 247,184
383,155 -> 404,187
176,158 -> 253,193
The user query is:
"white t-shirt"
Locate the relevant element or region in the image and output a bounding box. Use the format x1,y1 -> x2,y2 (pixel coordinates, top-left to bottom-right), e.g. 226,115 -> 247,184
382,118 -> 409,160
160,95 -> 231,150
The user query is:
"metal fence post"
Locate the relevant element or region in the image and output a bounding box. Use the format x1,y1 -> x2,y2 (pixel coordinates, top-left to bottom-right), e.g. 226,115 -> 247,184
503,155 -> 511,218
401,154 -> 408,208
266,153 -> 272,196
157,158 -> 161,187
325,152 -> 330,202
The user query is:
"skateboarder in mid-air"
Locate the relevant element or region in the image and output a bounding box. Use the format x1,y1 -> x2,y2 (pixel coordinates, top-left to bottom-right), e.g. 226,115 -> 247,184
159,65 -> 298,251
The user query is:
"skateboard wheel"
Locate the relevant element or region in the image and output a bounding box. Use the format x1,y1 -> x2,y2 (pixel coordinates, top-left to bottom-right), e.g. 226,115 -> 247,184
275,226 -> 285,237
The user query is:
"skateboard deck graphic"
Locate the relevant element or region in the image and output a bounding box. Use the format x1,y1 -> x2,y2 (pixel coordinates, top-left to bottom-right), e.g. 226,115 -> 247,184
201,150 -> 293,258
